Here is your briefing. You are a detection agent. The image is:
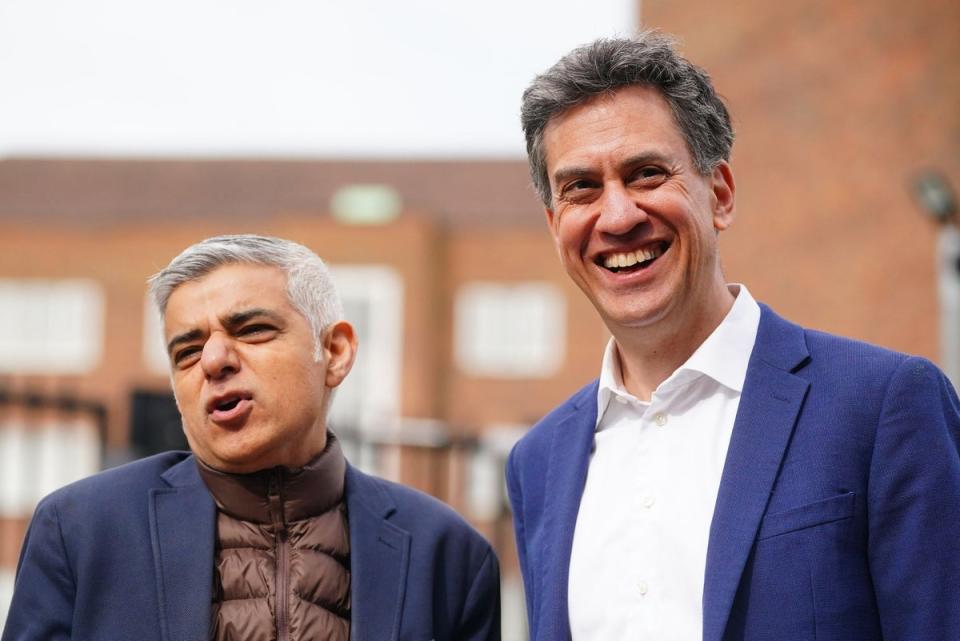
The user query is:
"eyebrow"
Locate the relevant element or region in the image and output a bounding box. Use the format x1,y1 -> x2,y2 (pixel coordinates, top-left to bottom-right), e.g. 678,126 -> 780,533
223,308 -> 284,329
165,308 -> 284,356
166,329 -> 204,357
552,151 -> 671,186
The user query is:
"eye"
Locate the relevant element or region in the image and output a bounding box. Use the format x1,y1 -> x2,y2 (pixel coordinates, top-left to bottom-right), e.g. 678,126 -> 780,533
237,323 -> 278,341
567,178 -> 592,191
559,178 -> 600,201
239,323 -> 268,334
173,346 -> 201,367
630,165 -> 668,184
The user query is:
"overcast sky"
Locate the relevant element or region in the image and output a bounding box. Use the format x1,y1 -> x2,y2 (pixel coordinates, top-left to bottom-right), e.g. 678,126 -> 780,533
0,0 -> 635,158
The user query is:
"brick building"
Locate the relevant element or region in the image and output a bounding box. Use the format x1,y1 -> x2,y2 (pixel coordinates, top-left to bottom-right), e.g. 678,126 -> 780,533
1,0 -> 957,635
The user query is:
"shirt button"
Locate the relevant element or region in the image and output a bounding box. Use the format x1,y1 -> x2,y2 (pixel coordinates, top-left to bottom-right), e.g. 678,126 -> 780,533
615,396 -> 628,405
654,412 -> 668,426
637,581 -> 649,596
642,495 -> 655,508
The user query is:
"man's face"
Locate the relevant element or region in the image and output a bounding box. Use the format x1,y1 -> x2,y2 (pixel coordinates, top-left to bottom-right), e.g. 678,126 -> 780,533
163,263 -> 355,473
542,85 -> 735,334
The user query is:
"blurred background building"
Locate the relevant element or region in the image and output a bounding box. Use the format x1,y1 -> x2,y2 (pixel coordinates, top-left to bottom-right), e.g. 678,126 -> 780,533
0,0 -> 957,636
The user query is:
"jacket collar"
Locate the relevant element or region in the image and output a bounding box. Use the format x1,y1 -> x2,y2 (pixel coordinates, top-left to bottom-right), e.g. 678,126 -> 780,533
344,463 -> 410,641
538,381 -> 599,641
151,451 -> 413,641
702,303 -> 810,641
151,455 -> 216,641
195,433 -> 346,524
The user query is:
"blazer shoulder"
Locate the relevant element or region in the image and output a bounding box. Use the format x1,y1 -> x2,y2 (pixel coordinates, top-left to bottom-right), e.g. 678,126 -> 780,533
37,450 -> 192,509
510,378 -> 598,463
799,327 -> 916,385
756,302 -> 914,383
347,465 -> 492,548
804,327 -> 909,362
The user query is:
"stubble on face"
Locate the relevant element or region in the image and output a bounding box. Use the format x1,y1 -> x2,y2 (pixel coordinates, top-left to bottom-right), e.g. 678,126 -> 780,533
541,85 -> 735,340
163,264 -> 333,473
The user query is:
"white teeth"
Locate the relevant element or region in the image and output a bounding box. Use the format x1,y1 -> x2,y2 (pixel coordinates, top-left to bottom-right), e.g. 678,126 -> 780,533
601,245 -> 665,270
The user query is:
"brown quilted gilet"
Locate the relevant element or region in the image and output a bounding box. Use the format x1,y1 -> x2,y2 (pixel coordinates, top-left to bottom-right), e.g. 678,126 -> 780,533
197,434 -> 351,641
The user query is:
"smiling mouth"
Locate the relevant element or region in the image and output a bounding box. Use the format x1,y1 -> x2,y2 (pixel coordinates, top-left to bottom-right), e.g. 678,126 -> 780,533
597,241 -> 669,273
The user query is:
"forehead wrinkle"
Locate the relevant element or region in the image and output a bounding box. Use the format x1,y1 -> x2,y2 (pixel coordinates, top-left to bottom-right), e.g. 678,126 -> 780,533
621,150 -> 672,167
163,264 -> 293,345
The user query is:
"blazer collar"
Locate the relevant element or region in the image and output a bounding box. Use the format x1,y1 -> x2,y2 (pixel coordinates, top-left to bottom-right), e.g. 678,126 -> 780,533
539,381 -> 599,641
150,455 -> 216,641
702,303 -> 811,641
150,455 -> 413,641
345,463 -> 410,641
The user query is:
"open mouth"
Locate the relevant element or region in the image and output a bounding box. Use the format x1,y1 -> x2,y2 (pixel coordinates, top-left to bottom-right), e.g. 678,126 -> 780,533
216,397 -> 242,412
597,241 -> 670,273
207,392 -> 253,416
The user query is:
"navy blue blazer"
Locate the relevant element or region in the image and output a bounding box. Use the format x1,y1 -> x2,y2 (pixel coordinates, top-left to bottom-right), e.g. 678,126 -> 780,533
507,304 -> 960,641
3,453 -> 500,641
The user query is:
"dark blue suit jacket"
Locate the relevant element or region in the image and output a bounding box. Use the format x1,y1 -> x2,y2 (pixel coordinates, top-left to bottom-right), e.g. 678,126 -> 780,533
507,305 -> 960,641
3,453 -> 500,641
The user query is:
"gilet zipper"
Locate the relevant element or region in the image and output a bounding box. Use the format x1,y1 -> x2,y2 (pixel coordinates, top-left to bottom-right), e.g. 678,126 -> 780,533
268,471 -> 291,641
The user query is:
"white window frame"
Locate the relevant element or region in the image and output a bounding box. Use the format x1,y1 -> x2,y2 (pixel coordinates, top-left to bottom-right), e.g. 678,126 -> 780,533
0,279 -> 104,374
327,265 -> 404,431
454,281 -> 566,378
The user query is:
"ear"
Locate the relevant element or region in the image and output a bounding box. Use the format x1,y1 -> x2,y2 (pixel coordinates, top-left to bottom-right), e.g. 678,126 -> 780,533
322,320 -> 357,388
710,161 -> 736,231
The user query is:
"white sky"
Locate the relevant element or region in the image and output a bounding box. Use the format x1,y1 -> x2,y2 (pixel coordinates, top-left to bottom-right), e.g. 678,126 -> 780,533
0,0 -> 635,158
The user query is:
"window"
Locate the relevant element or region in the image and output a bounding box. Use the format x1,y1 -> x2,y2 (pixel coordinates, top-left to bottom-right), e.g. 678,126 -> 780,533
143,295 -> 169,375
455,281 -> 565,378
0,413 -> 100,516
327,265 -> 404,431
0,279 -> 104,373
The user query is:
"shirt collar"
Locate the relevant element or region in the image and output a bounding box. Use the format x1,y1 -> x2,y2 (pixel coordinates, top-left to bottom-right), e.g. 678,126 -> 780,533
596,336 -> 627,421
596,284 -> 761,425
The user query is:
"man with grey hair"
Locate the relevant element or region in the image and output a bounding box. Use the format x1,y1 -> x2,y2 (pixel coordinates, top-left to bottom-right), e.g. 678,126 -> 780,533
3,234 -> 501,641
506,32 -> 960,641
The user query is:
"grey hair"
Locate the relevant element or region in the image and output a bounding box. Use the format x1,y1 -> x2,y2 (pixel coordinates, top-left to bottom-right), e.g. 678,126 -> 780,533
522,31 -> 734,207
148,234 -> 343,359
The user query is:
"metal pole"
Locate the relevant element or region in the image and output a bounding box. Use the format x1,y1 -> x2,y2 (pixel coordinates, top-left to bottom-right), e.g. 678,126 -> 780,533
937,225 -> 960,388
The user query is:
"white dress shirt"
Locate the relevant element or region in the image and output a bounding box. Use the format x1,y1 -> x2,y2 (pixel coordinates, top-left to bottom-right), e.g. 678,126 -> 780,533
568,285 -> 761,641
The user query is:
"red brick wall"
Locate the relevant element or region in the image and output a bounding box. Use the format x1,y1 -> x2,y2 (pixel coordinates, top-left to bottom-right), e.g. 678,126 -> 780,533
643,0 -> 960,361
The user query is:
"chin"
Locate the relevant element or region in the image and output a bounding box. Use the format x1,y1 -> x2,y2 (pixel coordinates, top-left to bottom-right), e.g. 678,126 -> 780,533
213,454 -> 269,474
202,440 -> 271,472
599,300 -> 673,330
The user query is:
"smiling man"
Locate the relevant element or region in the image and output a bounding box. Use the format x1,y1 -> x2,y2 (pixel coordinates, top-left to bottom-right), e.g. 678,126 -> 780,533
3,235 -> 500,641
506,33 -> 960,641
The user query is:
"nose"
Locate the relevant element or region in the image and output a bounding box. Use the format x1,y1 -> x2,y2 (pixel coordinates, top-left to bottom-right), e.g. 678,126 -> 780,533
200,332 -> 240,380
595,182 -> 648,236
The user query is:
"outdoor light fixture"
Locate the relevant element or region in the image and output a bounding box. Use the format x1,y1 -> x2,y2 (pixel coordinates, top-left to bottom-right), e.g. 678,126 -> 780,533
911,168 -> 960,388
330,184 -> 402,225
911,170 -> 958,224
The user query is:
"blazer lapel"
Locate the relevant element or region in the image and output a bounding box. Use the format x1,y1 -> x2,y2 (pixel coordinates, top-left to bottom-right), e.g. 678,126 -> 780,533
538,383 -> 598,641
346,464 -> 410,641
702,306 -> 811,641
149,456 -> 216,641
